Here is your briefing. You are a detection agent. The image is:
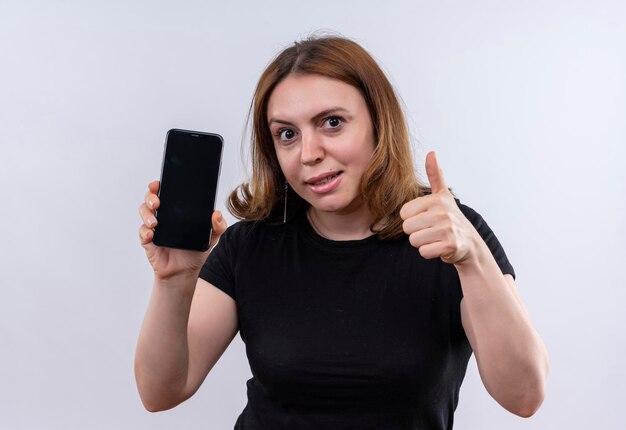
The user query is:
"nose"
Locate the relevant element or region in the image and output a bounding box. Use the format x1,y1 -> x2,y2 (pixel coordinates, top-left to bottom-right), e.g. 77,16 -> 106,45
300,131 -> 324,165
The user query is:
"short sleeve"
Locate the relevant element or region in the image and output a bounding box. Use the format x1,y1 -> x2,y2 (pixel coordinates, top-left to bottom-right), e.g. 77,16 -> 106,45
457,200 -> 516,279
199,224 -> 238,300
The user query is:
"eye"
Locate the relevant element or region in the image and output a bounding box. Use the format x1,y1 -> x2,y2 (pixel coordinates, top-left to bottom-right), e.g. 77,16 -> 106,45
274,128 -> 297,142
323,116 -> 344,129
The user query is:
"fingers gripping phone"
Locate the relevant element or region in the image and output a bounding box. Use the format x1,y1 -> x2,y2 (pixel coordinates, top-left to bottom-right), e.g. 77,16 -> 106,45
153,129 -> 223,251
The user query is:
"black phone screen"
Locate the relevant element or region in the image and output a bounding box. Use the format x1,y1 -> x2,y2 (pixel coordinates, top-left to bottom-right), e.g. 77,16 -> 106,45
153,129 -> 223,251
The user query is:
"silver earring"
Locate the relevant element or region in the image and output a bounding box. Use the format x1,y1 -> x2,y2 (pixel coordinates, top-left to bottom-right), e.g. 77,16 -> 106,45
283,182 -> 288,223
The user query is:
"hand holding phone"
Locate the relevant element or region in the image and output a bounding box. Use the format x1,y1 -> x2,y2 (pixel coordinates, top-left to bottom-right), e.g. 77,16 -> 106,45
139,179 -> 227,280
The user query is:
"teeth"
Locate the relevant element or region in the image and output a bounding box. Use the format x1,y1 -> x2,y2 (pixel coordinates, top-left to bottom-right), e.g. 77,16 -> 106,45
314,175 -> 337,186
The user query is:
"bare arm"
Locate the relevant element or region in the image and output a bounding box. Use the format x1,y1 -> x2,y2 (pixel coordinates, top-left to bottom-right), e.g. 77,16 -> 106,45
135,277 -> 238,411
458,243 -> 548,417
134,180 -> 238,411
401,152 -> 549,417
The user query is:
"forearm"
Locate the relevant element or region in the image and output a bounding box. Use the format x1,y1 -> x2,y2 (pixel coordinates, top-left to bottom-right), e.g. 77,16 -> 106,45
456,239 -> 548,417
134,273 -> 198,411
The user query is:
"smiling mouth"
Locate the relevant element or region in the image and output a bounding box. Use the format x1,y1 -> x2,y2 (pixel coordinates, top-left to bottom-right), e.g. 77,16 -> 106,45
310,174 -> 339,186
305,171 -> 343,194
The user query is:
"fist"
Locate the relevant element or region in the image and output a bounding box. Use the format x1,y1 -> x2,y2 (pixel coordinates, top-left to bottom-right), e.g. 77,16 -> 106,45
400,152 -> 478,265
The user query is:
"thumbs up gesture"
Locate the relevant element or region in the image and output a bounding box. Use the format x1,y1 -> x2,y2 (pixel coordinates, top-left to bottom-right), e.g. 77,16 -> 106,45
400,152 -> 479,265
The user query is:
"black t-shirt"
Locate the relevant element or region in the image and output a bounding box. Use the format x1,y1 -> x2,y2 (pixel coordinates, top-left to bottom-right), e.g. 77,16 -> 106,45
199,202 -> 515,430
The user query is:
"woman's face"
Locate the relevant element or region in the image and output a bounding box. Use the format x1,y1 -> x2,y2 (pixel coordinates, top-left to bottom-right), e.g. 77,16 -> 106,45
267,74 -> 375,217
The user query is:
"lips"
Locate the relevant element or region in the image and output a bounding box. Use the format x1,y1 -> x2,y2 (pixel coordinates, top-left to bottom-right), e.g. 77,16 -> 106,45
305,171 -> 343,194
306,173 -> 336,185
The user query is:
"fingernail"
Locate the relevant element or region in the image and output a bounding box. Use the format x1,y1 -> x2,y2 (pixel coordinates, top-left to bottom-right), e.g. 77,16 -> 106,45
217,213 -> 223,223
148,200 -> 153,209
148,217 -> 156,226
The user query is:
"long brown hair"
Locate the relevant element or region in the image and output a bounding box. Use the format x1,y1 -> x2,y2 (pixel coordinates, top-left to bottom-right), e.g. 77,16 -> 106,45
228,35 -> 429,240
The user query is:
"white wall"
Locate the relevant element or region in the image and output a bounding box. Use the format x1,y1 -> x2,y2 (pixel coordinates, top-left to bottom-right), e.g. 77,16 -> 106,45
1,0 -> 624,428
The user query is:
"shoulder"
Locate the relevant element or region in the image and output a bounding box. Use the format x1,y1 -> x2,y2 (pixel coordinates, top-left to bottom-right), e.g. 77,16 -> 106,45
221,218 -> 279,239
454,198 -> 516,278
221,219 -> 258,239
201,220 -> 275,288
455,199 -> 481,222
218,218 -> 292,251
454,198 -> 492,233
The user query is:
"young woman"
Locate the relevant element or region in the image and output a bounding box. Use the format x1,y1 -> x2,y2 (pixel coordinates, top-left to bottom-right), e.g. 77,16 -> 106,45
135,36 -> 548,429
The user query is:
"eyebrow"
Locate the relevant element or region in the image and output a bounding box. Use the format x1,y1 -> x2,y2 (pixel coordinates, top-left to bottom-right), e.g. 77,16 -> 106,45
268,107 -> 350,127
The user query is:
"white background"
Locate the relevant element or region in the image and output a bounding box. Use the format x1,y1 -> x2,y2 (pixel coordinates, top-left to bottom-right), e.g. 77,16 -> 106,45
1,1 -> 624,428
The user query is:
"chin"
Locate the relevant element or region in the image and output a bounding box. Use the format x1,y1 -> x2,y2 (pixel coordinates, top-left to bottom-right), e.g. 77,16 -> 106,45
311,199 -> 363,215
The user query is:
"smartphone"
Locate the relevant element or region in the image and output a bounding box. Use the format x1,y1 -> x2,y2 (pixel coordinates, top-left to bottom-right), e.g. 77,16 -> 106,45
152,129 -> 223,251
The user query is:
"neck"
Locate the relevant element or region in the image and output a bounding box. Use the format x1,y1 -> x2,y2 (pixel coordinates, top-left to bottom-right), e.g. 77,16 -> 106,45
307,207 -> 375,241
